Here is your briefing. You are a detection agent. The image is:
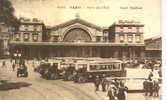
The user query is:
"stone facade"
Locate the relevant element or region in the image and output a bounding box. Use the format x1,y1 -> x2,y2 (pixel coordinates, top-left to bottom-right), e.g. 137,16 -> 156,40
109,20 -> 144,44
49,18 -> 103,42
144,35 -> 162,58
11,18 -> 45,43
9,17 -> 145,59
107,20 -> 145,59
0,23 -> 10,56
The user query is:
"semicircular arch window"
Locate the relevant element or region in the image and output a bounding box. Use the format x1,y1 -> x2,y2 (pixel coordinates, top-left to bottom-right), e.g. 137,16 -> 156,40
63,28 -> 91,42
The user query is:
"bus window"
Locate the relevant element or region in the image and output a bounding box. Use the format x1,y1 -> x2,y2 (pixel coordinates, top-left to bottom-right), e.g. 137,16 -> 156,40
108,65 -> 111,70
101,65 -> 105,70
113,63 -> 119,70
97,65 -> 101,70
106,65 -> 109,69
118,64 -> 121,69
83,64 -> 87,68
78,64 -> 87,69
104,65 -> 107,69
91,65 -> 97,70
113,64 -> 116,69
90,65 -> 94,70
109,65 -> 113,70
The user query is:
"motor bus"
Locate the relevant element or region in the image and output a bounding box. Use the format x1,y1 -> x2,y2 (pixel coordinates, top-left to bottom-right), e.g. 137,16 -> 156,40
74,58 -> 126,83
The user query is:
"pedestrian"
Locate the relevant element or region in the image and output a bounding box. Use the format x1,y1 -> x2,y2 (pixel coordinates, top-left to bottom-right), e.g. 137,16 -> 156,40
149,63 -> 154,72
2,61 -> 6,68
117,81 -> 128,100
143,79 -> 148,96
101,74 -> 108,92
113,78 -> 119,88
158,69 -> 162,78
148,79 -> 153,96
12,63 -> 16,71
153,80 -> 160,97
107,85 -> 116,100
148,71 -> 153,80
94,75 -> 101,91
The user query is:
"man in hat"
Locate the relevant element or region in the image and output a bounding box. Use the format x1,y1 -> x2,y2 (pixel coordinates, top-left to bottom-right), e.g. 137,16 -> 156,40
113,78 -> 119,88
117,81 -> 128,100
148,79 -> 153,96
94,75 -> 101,91
101,74 -> 108,92
107,84 -> 116,100
143,79 -> 148,96
153,80 -> 160,97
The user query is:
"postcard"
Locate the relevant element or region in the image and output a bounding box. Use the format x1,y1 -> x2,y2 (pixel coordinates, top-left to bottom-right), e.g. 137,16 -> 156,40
0,0 -> 162,100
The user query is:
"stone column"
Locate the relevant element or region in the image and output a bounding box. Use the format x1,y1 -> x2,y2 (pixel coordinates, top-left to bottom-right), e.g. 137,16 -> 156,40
122,48 -> 125,59
57,46 -> 60,57
133,47 -> 136,59
124,34 -> 127,43
133,34 -> 136,43
129,47 -> 132,59
89,47 -> 93,57
113,47 -> 119,58
98,47 -> 101,57
140,47 -> 145,58
115,34 -> 119,43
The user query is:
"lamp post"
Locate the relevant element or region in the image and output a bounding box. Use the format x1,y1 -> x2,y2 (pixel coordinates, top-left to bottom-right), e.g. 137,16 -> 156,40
14,50 -> 21,65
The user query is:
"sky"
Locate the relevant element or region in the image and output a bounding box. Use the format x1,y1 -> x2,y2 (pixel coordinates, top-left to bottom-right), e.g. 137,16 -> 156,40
10,0 -> 162,39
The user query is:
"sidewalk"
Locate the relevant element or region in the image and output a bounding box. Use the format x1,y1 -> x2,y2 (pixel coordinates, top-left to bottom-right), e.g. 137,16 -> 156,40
96,90 -> 162,100
79,82 -> 162,100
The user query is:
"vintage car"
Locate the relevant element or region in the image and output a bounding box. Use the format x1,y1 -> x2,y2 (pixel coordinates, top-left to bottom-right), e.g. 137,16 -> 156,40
17,64 -> 28,77
36,62 -> 61,80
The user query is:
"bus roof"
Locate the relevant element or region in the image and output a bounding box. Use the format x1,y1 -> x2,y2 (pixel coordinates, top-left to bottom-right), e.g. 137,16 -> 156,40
89,58 -> 123,64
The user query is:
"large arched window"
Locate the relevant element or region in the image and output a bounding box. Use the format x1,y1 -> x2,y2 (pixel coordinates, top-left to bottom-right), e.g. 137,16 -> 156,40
63,28 -> 91,42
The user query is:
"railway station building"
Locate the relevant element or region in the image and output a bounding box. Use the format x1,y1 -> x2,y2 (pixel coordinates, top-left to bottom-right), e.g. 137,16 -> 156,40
9,16 -> 145,60
0,23 -> 11,57
144,35 -> 162,59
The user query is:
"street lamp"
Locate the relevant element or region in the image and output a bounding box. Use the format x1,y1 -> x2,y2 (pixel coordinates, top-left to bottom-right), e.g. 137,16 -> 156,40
18,53 -> 21,58
13,50 -> 21,64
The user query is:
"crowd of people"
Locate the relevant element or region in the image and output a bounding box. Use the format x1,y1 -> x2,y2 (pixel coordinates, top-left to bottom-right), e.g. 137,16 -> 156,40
143,72 -> 160,98
93,71 -> 161,100
0,58 -> 162,100
94,76 -> 128,100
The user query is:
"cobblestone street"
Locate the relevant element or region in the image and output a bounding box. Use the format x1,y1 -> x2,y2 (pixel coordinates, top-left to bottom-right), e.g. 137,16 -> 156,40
0,60 -> 162,100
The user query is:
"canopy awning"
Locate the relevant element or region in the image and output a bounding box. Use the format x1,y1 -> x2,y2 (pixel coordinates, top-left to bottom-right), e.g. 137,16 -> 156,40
10,41 -> 145,47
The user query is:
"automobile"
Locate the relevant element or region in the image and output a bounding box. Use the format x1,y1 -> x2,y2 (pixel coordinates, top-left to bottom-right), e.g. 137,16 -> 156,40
62,65 -> 76,81
36,62 -> 61,80
17,64 -> 28,77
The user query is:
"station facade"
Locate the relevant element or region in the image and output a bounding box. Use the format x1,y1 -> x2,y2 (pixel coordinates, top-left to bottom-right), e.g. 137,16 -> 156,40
144,35 -> 162,59
10,16 -> 145,60
0,23 -> 11,57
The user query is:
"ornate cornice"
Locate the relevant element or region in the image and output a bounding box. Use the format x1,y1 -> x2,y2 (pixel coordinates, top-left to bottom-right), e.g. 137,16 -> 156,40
52,18 -> 103,31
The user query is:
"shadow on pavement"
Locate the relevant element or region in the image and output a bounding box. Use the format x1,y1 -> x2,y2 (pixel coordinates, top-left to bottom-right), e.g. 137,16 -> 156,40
0,80 -> 32,91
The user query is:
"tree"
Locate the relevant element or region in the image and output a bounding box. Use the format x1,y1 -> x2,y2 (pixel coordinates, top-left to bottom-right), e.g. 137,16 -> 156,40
0,0 -> 20,28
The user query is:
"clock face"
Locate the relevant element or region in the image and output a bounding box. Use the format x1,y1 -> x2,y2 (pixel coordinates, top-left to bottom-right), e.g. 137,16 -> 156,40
63,28 -> 91,42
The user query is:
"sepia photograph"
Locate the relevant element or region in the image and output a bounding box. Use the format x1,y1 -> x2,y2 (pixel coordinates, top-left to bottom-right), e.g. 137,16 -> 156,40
0,0 -> 162,100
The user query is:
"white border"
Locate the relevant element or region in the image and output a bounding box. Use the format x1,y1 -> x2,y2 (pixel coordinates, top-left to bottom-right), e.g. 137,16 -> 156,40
162,0 -> 166,100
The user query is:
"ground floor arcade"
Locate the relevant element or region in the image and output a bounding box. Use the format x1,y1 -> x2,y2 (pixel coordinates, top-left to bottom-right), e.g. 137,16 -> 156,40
9,42 -> 145,60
